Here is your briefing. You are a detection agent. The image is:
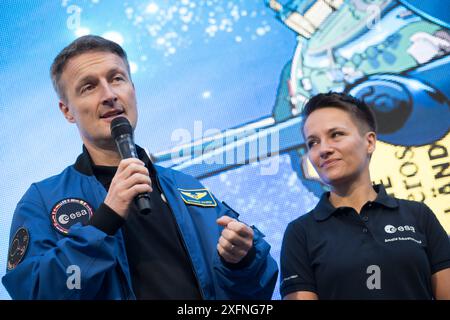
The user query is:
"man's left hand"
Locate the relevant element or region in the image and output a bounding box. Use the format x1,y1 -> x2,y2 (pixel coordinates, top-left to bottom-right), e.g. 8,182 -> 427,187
216,216 -> 254,264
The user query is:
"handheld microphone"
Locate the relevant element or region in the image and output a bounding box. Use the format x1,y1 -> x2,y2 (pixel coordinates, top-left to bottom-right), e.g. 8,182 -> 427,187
111,116 -> 152,215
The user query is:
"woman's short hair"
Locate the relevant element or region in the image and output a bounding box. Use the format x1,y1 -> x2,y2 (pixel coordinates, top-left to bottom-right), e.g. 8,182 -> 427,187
301,92 -> 377,134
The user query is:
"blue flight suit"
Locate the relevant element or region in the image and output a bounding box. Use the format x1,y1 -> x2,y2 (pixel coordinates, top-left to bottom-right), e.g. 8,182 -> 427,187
2,150 -> 278,299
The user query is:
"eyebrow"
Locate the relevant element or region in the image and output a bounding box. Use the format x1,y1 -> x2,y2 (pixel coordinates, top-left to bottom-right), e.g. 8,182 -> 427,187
106,67 -> 128,79
75,75 -> 97,93
306,126 -> 346,141
75,68 -> 128,93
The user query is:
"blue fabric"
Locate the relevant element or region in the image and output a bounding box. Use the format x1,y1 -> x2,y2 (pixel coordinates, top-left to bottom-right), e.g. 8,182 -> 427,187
3,164 -> 278,300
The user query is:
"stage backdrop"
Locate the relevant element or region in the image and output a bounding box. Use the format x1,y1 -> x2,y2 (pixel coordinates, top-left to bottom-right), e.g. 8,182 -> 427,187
0,0 -> 448,300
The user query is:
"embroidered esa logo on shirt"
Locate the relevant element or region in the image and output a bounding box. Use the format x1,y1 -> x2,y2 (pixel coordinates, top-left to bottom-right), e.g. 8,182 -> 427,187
384,224 -> 421,244
384,224 -> 416,234
51,198 -> 94,235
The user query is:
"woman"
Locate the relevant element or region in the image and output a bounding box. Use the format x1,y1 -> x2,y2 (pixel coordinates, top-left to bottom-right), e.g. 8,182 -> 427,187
280,92 -> 450,299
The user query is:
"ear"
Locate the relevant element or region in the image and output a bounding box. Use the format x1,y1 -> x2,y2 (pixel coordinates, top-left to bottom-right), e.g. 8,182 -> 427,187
366,131 -> 377,156
59,101 -> 76,123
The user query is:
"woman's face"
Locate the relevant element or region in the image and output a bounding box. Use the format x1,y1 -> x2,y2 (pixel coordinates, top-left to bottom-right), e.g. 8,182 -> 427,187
303,107 -> 376,187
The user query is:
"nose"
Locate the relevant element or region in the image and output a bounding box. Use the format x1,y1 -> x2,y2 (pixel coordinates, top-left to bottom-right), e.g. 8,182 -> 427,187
319,140 -> 334,159
100,81 -> 118,107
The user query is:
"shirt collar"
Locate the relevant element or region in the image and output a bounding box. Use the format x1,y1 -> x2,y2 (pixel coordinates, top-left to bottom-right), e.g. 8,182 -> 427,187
372,184 -> 398,208
313,184 -> 398,222
74,144 -> 156,177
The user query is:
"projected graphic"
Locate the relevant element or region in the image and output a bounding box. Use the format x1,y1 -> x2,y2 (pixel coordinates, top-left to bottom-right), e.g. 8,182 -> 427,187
157,0 -> 450,234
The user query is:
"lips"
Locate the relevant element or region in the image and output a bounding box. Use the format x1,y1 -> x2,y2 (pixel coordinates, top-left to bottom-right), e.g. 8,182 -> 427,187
100,110 -> 124,119
320,159 -> 340,168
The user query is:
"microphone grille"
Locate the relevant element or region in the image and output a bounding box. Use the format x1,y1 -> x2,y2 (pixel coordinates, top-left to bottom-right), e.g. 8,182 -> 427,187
110,116 -> 133,140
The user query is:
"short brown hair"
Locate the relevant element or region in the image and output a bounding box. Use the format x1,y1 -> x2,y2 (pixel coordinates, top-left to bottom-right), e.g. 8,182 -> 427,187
301,92 -> 377,135
50,35 -> 130,101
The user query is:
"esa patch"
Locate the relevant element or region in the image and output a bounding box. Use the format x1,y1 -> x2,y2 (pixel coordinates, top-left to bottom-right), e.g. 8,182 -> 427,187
7,227 -> 29,270
51,198 -> 94,235
178,188 -> 217,207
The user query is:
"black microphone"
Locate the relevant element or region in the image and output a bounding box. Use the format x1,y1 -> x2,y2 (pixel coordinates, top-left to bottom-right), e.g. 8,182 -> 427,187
111,116 -> 152,215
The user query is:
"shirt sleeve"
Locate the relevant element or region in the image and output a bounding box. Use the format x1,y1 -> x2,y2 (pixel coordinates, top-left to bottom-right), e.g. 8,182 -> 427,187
213,199 -> 278,300
86,202 -> 125,235
280,220 -> 317,298
421,203 -> 450,274
2,184 -> 122,299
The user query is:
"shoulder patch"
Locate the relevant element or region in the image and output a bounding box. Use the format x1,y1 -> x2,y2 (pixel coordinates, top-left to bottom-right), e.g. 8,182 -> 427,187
7,227 -> 30,270
178,188 -> 217,207
51,198 -> 94,235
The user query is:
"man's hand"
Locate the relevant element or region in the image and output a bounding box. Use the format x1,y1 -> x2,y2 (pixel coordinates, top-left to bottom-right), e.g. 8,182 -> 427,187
104,158 -> 152,219
216,216 -> 254,264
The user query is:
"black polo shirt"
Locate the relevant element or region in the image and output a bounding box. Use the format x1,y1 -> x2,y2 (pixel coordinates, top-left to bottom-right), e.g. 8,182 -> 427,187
280,185 -> 450,299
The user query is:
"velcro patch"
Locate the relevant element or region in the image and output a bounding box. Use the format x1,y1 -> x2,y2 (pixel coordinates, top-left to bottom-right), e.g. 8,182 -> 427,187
178,188 -> 217,207
51,198 -> 94,235
7,227 -> 29,270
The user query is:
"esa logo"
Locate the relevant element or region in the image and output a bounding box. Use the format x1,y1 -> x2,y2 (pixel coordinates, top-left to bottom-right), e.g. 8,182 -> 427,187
58,210 -> 88,225
384,224 -> 415,234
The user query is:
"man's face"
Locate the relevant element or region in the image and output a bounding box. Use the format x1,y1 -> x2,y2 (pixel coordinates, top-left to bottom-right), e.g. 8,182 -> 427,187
303,107 -> 376,187
59,51 -> 137,148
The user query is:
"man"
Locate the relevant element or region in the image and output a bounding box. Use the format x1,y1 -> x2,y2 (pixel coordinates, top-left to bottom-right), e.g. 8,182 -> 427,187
2,35 -> 278,299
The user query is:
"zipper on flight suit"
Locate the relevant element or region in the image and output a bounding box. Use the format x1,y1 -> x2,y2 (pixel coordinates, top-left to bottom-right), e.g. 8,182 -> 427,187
153,174 -> 206,300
